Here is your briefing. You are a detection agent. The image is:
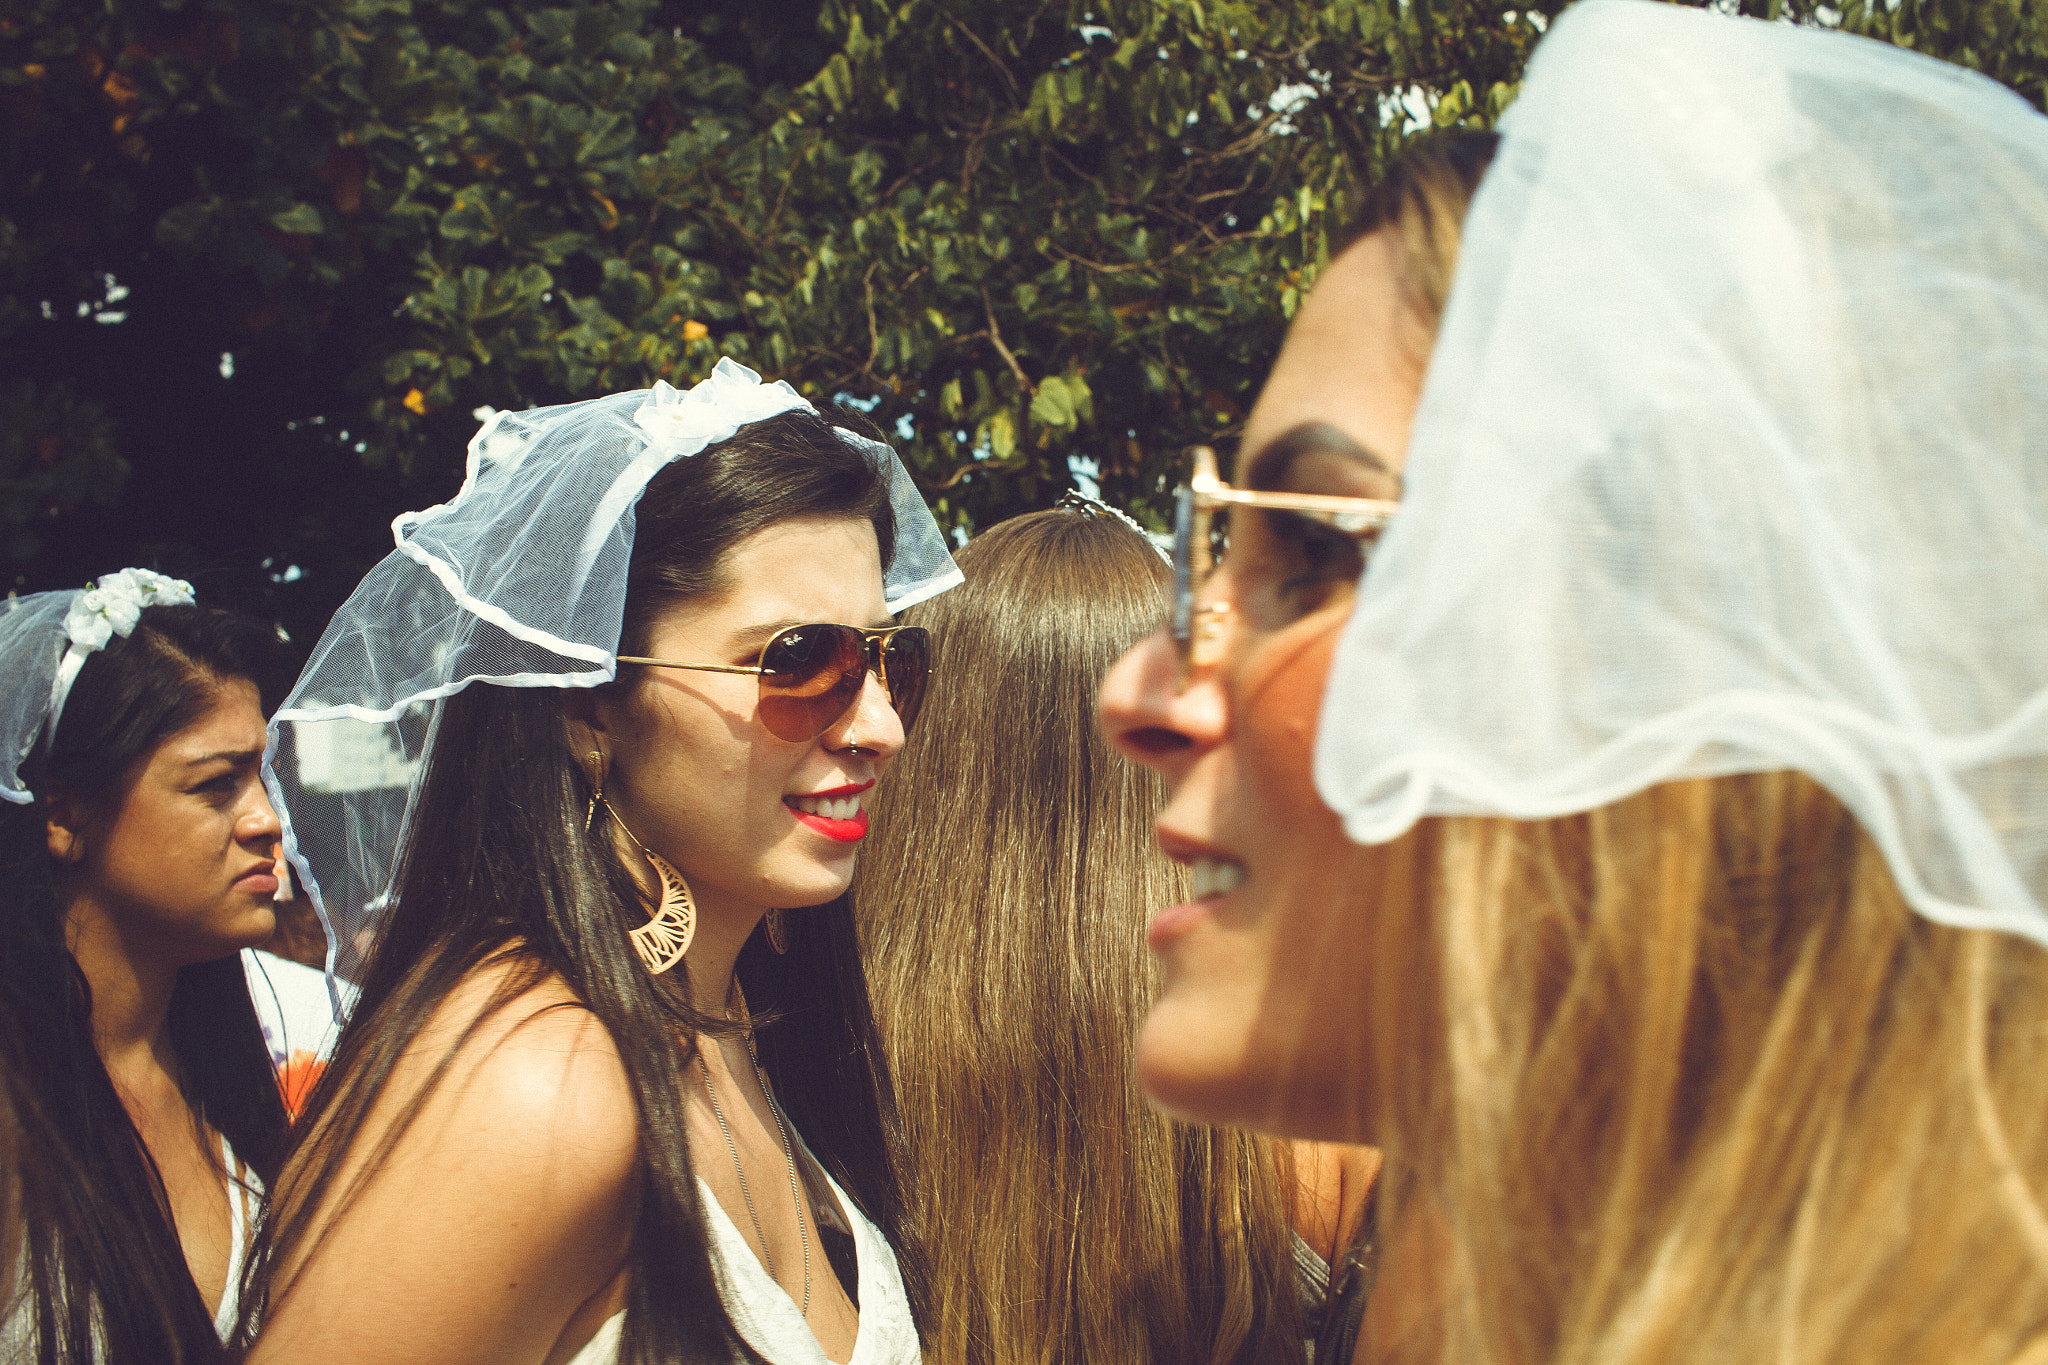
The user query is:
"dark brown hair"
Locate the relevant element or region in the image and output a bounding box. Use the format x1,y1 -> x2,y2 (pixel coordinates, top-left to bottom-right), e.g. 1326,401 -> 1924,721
245,407 -> 918,1364
0,602 -> 288,1364
1341,129 -> 1500,333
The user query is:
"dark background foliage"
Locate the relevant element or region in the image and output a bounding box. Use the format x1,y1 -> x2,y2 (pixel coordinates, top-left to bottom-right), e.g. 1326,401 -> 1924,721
4,0 -> 2043,648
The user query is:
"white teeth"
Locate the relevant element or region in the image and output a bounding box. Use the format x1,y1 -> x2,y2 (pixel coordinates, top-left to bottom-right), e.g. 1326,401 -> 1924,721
1191,857 -> 1245,899
794,793 -> 862,820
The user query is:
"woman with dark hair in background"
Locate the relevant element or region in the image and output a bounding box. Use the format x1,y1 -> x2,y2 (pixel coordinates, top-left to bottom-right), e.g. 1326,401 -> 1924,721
243,360 -> 960,1365
0,571 -> 294,1362
856,499 -> 1378,1365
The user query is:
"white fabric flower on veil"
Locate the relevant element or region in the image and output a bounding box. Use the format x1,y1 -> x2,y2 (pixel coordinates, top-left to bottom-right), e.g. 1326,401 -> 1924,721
631,360 -> 814,458
62,568 -> 193,653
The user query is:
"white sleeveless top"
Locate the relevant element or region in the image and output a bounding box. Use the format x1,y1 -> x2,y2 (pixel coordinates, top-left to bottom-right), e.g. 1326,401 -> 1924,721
564,1163 -> 919,1365
214,1132 -> 257,1340
0,1131 -> 255,1356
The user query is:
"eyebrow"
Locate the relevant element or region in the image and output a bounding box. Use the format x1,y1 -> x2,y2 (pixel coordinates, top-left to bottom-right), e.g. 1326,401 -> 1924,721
1242,421 -> 1394,493
184,748 -> 264,768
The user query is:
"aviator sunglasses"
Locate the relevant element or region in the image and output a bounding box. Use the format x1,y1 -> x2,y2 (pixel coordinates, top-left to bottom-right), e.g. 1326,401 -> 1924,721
619,623 -> 932,743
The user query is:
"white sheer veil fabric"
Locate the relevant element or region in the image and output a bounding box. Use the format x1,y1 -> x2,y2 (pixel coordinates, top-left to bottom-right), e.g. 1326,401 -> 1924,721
265,358 -> 962,989
0,593 -> 81,804
1315,1 -> 2048,944
0,569 -> 197,803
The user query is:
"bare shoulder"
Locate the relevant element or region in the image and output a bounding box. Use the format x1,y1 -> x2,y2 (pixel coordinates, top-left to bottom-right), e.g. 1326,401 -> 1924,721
252,953 -> 644,1363
400,952 -> 640,1169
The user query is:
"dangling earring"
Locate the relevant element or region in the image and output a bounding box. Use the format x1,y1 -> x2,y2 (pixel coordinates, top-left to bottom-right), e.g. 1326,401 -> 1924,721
764,908 -> 790,955
619,825 -> 695,975
584,749 -> 695,974
583,750 -> 606,833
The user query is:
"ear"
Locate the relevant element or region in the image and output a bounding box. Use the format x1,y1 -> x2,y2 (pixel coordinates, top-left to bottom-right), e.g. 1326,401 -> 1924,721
42,783 -> 88,865
561,689 -> 613,781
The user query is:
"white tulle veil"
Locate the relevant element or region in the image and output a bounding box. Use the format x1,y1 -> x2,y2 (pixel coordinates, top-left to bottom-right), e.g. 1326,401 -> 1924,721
265,359 -> 963,990
1315,0 -> 2048,943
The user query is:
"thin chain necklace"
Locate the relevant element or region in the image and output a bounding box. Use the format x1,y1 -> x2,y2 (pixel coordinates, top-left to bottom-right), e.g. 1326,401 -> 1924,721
697,993 -> 813,1318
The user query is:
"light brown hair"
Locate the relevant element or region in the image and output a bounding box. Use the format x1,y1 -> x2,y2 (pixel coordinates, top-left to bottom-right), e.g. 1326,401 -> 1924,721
1354,773 -> 2048,1365
1323,126 -> 2048,1365
1343,129 -> 1500,337
854,508 -> 1304,1365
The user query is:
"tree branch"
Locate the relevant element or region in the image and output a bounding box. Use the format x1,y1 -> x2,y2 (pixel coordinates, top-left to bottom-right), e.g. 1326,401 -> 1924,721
863,261 -> 882,375
936,10 -> 1021,105
980,286 -> 1032,394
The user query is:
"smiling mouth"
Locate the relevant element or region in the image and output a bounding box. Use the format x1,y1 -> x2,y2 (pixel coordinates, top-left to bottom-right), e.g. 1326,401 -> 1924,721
784,783 -> 873,844
1190,857 -> 1246,899
789,791 -> 864,820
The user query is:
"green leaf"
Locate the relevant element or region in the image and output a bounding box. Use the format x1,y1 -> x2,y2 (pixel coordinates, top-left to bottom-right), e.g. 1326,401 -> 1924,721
986,409 -> 1016,461
1030,375 -> 1077,429
269,203 -> 324,234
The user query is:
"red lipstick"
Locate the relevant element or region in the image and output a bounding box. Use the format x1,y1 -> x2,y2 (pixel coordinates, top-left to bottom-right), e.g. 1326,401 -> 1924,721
792,808 -> 869,843
784,780 -> 875,844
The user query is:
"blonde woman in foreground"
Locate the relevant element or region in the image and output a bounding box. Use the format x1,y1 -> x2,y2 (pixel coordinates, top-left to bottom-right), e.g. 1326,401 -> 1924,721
1102,3 -> 2048,1364
856,501 -> 1379,1364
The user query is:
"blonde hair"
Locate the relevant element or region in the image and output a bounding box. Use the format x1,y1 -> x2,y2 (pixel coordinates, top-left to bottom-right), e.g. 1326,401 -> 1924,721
854,509 -> 1304,1365
1355,772 -> 2048,1365
1323,127 -> 2048,1365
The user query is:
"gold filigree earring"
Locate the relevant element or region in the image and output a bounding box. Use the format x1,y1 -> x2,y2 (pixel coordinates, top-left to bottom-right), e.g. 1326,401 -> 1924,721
764,908 -> 789,954
585,748 -> 695,974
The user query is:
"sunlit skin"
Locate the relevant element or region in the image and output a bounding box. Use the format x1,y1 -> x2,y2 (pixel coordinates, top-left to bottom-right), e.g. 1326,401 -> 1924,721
578,515 -> 903,943
1099,228 -> 1425,1144
567,513 -> 899,1361
251,516 -> 900,1365
569,515 -> 888,1365
47,678 -> 282,1319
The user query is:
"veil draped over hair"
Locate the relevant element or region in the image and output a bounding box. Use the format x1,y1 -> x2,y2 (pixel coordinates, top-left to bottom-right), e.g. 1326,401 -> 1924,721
1315,0 -> 2048,943
266,359 -> 962,991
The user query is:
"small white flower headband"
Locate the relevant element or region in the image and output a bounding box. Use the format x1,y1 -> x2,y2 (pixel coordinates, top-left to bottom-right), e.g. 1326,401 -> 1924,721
45,568 -> 195,748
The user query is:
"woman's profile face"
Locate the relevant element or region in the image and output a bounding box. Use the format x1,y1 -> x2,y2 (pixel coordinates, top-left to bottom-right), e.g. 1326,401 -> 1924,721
55,678 -> 282,963
590,514 -> 903,917
1099,229 -> 1426,1141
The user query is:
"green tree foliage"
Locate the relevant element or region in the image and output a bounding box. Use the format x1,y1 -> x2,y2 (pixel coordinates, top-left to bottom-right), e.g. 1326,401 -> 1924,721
3,0 -> 2042,638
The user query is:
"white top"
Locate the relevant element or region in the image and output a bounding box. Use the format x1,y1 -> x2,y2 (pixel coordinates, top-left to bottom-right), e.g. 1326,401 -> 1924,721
215,1132 -> 258,1340
564,1165 -> 919,1365
0,1131 -> 257,1357
241,947 -> 352,1067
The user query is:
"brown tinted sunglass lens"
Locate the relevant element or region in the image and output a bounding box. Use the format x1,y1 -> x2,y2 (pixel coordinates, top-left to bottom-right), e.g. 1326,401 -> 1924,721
757,625 -> 865,742
882,628 -> 931,732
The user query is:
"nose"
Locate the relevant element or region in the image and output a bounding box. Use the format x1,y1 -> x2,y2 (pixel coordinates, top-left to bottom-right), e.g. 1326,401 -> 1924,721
1098,626 -> 1229,790
826,671 -> 905,762
238,774 -> 283,848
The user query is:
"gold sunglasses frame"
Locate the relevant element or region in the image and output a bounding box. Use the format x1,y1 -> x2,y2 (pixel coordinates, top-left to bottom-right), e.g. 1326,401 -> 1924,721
618,624 -> 920,683
1172,445 -> 1400,678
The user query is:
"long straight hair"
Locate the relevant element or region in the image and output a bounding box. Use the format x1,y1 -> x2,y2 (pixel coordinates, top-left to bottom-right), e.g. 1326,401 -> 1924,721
854,509 -> 1304,1365
1359,773 -> 2048,1365
245,408 -> 922,1364
0,602 -> 289,1365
